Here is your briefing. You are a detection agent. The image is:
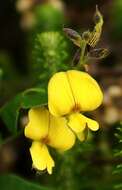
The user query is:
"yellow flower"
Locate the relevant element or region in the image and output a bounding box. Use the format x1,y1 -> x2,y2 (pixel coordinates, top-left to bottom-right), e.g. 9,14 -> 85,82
24,107 -> 75,174
48,70 -> 103,138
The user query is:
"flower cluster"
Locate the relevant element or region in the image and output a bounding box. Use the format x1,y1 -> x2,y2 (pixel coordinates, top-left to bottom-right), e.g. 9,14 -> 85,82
24,70 -> 103,174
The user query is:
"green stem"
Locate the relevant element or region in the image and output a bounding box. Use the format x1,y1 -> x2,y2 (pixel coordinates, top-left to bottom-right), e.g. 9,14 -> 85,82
78,40 -> 87,68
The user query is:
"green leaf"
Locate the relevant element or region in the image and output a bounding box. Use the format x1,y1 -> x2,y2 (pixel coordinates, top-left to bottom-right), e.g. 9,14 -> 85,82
0,88 -> 47,134
22,88 -> 47,109
0,174 -> 51,190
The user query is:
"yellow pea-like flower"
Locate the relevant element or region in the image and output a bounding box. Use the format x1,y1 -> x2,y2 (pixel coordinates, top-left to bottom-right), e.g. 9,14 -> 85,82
68,113 -> 99,133
48,70 -> 103,137
24,107 -> 76,174
48,70 -> 103,116
30,141 -> 54,175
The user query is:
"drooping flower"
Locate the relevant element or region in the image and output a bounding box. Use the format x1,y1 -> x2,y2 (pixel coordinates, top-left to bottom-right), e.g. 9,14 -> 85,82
48,70 -> 103,138
24,107 -> 75,174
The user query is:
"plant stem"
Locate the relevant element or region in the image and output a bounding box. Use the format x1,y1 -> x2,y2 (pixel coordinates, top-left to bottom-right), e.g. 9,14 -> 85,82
78,40 -> 87,69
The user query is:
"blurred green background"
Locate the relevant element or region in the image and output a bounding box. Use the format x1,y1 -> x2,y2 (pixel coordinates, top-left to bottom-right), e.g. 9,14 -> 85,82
0,0 -> 122,190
